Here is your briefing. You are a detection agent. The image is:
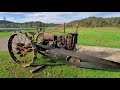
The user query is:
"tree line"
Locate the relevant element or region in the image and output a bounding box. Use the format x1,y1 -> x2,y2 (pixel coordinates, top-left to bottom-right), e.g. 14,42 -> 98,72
2,17 -> 120,28
0,21 -> 46,28
0,20 -> 60,28
67,17 -> 120,27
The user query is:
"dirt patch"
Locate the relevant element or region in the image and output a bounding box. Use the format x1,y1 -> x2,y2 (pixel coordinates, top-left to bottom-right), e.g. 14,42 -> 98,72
76,45 -> 120,62
0,37 -> 10,51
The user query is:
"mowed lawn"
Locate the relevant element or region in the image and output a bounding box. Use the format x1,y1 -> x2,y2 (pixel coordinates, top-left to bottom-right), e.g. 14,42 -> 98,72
29,27 -> 120,48
0,31 -> 13,38
1,51 -> 120,78
65,27 -> 120,48
0,29 -> 36,38
1,27 -> 120,78
1,27 -> 120,48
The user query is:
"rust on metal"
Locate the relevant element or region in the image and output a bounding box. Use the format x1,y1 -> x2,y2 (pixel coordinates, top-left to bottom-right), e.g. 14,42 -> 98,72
8,33 -> 35,67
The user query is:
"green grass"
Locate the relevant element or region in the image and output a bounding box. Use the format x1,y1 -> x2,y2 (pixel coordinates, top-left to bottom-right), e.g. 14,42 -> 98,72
64,27 -> 120,48
1,27 -> 120,48
46,27 -> 120,48
0,31 -> 13,38
1,51 -> 120,78
0,29 -> 37,38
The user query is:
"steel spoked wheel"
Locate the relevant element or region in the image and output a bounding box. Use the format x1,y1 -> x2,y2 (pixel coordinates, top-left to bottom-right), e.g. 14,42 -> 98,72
8,33 -> 35,67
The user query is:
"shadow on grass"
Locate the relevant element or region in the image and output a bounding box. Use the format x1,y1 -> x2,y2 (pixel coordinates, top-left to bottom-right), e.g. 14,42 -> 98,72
90,68 -> 120,72
29,56 -> 65,73
30,63 -> 64,67
31,55 -> 65,67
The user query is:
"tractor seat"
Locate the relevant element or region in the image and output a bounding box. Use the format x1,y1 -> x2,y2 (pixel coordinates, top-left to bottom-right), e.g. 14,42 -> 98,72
28,32 -> 36,35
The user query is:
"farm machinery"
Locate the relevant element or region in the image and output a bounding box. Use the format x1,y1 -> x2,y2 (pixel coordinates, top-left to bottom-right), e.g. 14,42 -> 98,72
8,23 -> 120,73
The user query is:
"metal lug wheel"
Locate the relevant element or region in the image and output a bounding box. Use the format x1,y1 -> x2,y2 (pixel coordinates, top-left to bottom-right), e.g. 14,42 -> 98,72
8,33 -> 35,67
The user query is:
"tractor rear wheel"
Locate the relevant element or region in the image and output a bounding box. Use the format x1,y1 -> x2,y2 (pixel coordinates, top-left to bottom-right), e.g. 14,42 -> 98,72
8,33 -> 35,67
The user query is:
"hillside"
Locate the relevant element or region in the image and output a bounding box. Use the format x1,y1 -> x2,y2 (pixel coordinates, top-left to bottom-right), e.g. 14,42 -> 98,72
67,17 -> 120,27
45,23 -> 59,27
2,17 -> 120,28
0,20 -> 59,28
0,20 -> 14,24
0,20 -> 45,28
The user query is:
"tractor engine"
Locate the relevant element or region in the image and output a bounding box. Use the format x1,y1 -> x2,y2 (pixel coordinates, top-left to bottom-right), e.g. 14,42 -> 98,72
37,32 -> 78,51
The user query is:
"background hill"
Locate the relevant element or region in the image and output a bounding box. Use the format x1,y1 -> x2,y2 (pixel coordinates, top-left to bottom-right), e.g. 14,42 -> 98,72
67,17 -> 120,27
0,20 -> 60,28
0,20 -> 46,28
0,20 -> 14,24
2,17 -> 120,28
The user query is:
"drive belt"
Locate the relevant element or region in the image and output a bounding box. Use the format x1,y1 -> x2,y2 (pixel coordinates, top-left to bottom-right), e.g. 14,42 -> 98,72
53,60 -> 120,70
47,48 -> 120,70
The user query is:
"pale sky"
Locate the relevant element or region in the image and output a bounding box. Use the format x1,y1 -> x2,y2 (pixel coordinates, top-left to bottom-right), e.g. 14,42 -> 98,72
0,12 -> 119,23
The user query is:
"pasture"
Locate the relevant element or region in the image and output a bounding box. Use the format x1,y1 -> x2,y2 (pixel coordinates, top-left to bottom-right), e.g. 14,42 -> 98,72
1,27 -> 120,48
1,27 -> 120,78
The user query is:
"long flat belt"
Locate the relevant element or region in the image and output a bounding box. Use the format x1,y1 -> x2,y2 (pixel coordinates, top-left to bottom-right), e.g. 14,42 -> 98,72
46,48 -> 120,70
53,60 -> 120,70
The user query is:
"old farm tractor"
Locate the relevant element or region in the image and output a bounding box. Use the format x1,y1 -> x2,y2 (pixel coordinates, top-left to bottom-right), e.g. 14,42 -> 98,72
8,23 -> 120,73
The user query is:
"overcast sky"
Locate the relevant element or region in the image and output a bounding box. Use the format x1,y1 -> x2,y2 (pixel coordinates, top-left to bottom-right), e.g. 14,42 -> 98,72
0,12 -> 119,23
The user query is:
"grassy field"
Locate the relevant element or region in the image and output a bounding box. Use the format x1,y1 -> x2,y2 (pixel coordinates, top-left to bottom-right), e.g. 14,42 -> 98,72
1,27 -> 120,48
43,27 -> 120,48
1,27 -> 120,78
1,51 -> 120,78
0,31 -> 13,38
0,29 -> 37,38
62,27 -> 120,48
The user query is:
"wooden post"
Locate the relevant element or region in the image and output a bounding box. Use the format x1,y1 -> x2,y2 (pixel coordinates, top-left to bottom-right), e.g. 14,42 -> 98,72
64,23 -> 65,34
63,23 -> 66,45
75,24 -> 79,33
